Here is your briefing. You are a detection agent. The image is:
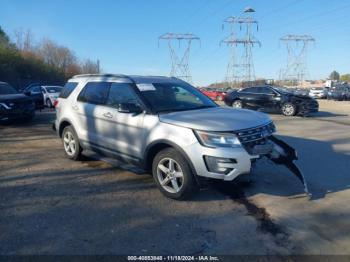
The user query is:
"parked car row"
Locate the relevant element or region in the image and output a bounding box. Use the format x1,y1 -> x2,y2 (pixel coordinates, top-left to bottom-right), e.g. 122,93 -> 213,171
22,84 -> 62,109
294,86 -> 350,101
0,81 -> 63,122
326,85 -> 350,101
198,87 -> 227,101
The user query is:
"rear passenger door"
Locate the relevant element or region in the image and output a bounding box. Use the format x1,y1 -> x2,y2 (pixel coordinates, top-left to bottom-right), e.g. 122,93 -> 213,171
256,86 -> 278,110
75,81 -> 111,148
238,87 -> 260,109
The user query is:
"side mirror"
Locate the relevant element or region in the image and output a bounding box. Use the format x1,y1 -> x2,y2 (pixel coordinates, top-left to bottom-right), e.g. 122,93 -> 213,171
118,103 -> 143,114
24,91 -> 31,96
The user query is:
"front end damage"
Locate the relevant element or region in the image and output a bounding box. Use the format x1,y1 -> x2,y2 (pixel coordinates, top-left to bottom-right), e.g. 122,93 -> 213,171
266,136 -> 309,196
236,123 -> 310,196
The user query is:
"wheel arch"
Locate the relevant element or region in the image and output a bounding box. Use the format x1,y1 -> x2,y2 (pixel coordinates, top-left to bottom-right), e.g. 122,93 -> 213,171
58,119 -> 73,138
143,140 -> 199,183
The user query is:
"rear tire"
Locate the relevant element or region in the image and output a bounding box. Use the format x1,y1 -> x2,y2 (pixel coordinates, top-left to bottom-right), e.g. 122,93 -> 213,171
46,98 -> 53,108
152,148 -> 197,200
281,102 -> 296,116
62,126 -> 82,160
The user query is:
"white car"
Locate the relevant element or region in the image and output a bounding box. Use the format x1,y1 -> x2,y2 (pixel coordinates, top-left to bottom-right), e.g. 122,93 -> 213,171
309,88 -> 326,99
42,86 -> 62,107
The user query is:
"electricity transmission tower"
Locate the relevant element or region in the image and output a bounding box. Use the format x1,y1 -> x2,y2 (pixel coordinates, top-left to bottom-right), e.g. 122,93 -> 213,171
221,7 -> 261,87
159,33 -> 200,83
279,34 -> 315,86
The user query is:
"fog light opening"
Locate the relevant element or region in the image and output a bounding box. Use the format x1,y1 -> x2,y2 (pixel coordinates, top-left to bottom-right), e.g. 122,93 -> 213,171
204,156 -> 237,175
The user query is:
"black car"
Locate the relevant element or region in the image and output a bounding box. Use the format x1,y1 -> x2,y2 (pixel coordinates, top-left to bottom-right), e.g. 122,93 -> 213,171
23,84 -> 45,109
224,85 -> 319,116
0,82 -> 35,122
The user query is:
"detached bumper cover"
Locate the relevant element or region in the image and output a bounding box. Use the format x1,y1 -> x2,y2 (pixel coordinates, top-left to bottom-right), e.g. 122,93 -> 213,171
266,135 -> 310,195
298,100 -> 319,115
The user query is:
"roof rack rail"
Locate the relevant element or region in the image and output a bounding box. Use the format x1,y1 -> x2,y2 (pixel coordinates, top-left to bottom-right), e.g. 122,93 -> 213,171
72,74 -> 130,79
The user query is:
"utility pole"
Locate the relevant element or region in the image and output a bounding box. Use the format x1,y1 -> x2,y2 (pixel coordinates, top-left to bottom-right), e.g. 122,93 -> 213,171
279,34 -> 315,87
221,7 -> 261,87
159,33 -> 200,84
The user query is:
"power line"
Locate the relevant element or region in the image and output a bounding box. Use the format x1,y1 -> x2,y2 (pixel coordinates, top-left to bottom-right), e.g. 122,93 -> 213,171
279,34 -> 315,86
158,33 -> 200,83
220,8 -> 261,87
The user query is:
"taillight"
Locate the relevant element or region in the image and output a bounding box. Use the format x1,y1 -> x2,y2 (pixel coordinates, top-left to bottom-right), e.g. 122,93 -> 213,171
53,100 -> 59,108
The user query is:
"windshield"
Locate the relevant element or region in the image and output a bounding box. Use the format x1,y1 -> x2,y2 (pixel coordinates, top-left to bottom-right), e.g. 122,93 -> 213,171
45,86 -> 62,93
0,82 -> 19,95
138,82 -> 217,113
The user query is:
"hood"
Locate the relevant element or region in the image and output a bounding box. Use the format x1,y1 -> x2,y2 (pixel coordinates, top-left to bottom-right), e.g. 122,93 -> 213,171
0,94 -> 31,102
159,107 -> 271,132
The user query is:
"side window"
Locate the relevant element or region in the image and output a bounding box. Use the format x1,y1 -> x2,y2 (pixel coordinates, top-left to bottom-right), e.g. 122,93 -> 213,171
173,86 -> 202,105
59,82 -> 78,98
258,87 -> 274,94
31,86 -> 41,93
241,87 -> 259,93
78,82 -> 110,105
106,83 -> 140,108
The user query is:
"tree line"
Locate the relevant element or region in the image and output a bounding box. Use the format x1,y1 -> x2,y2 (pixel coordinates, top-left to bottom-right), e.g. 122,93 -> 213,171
329,70 -> 350,82
0,26 -> 100,90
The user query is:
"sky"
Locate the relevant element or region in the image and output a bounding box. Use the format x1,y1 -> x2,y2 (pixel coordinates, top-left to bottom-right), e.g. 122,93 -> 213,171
1,0 -> 350,86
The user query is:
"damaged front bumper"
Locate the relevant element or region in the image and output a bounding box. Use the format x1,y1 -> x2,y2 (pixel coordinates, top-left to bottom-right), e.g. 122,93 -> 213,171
248,135 -> 310,196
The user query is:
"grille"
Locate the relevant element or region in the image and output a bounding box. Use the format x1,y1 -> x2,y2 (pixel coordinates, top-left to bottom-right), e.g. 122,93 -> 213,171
235,122 -> 276,144
234,122 -> 275,155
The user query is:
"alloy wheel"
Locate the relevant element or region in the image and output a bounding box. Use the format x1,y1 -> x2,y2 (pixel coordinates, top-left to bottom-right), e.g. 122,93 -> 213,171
282,104 -> 295,116
63,131 -> 76,156
157,158 -> 184,193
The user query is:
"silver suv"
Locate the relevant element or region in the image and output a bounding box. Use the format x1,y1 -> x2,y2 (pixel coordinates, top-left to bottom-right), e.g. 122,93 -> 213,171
54,74 -> 304,199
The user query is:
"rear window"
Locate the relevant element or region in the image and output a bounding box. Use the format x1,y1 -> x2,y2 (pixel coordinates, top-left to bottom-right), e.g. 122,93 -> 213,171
59,82 -> 78,98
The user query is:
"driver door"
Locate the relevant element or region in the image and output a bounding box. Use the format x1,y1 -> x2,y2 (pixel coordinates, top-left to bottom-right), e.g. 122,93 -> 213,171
100,82 -> 145,160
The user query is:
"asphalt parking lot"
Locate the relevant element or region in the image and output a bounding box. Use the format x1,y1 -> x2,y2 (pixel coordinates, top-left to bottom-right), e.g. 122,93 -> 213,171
0,100 -> 349,255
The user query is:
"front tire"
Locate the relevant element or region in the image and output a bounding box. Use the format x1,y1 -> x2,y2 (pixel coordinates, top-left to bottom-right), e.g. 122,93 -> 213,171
281,102 -> 297,116
62,126 -> 82,160
152,148 -> 197,200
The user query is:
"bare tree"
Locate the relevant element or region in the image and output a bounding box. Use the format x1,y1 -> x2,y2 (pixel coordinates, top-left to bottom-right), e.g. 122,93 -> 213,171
14,28 -> 34,52
37,38 -> 78,76
81,59 -> 100,74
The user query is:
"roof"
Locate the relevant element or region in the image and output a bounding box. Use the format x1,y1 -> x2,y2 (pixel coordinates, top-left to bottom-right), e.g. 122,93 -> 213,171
71,74 -> 183,84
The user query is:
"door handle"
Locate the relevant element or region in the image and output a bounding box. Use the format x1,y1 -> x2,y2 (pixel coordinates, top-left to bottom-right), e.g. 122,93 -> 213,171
103,112 -> 113,118
72,105 -> 78,111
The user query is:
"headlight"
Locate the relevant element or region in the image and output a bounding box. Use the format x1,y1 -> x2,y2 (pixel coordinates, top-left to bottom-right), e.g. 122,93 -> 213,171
194,130 -> 241,148
0,103 -> 11,110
